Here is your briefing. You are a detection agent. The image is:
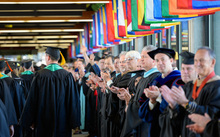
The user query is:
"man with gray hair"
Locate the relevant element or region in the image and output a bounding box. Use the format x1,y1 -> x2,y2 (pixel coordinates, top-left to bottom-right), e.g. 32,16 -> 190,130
161,46 -> 220,137
120,45 -> 161,137
125,50 -> 141,71
103,50 -> 145,137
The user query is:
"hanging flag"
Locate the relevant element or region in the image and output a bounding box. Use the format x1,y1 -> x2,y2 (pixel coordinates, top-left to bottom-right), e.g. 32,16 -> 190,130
118,0 -> 127,37
105,1 -> 121,42
89,22 -> 93,50
101,6 -> 108,44
126,0 -> 155,35
75,33 -> 80,55
92,15 -> 96,48
192,0 -> 220,9
99,8 -> 104,45
68,44 -> 72,58
141,0 -> 180,27
169,0 -> 220,16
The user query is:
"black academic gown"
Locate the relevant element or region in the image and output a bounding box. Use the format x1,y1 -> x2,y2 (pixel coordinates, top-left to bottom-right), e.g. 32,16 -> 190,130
2,76 -> 26,137
0,99 -> 10,137
203,111 -> 220,137
120,71 -> 161,137
138,70 -> 184,137
81,63 -> 101,136
20,73 -> 35,98
0,79 -> 17,126
20,65 -> 81,137
170,79 -> 220,137
107,70 -> 145,137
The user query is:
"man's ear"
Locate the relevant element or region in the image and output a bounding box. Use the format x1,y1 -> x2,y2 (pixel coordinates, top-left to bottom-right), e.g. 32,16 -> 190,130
211,59 -> 216,68
170,58 -> 174,64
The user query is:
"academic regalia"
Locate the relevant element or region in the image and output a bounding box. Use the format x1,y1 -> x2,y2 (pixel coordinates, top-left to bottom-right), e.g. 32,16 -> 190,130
0,79 -> 17,126
203,111 -> 220,137
107,70 -> 145,137
0,73 -> 25,137
0,98 -> 10,137
20,63 -> 81,137
138,70 -> 184,137
120,68 -> 161,137
170,76 -> 220,137
81,63 -> 101,136
20,71 -> 34,98
0,74 -> 26,120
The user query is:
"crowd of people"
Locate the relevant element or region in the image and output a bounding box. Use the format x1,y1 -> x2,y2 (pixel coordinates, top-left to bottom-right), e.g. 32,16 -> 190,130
0,45 -> 219,137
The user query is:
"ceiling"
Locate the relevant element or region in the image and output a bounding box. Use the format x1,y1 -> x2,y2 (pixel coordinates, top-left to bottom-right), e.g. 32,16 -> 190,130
0,0 -> 109,54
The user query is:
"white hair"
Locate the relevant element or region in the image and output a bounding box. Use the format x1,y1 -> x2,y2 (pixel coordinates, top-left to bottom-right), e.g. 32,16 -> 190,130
125,50 -> 141,59
119,51 -> 127,58
142,45 -> 157,52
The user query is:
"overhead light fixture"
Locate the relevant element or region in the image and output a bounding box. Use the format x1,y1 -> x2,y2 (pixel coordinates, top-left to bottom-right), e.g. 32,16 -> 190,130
26,20 -> 66,23
0,43 -> 71,48
0,44 -> 20,47
0,19 -> 92,23
0,29 -> 84,33
0,35 -> 78,39
0,30 -> 30,33
0,1 -> 110,4
0,40 -> 74,44
0,21 -> 25,23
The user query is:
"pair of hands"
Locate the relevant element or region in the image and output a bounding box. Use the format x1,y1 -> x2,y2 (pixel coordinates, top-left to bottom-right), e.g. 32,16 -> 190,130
160,85 -> 189,109
110,86 -> 131,104
144,85 -> 188,108
187,113 -> 211,134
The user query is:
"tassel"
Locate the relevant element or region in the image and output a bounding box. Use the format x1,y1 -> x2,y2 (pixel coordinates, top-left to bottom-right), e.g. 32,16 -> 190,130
175,51 -> 179,60
60,51 -> 66,66
5,61 -> 13,72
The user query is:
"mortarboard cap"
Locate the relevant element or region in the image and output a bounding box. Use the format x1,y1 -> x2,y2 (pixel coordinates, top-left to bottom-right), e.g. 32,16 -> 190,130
23,59 -> 33,69
148,48 -> 176,60
45,46 -> 66,65
180,51 -> 195,65
45,46 -> 60,60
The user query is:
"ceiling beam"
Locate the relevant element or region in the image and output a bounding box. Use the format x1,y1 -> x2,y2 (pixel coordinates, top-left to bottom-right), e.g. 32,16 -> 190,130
0,35 -> 77,39
0,28 -> 84,33
0,4 -> 86,10
0,11 -> 94,21
0,32 -> 78,36
0,11 -> 82,17
0,43 -> 71,48
0,0 -> 110,4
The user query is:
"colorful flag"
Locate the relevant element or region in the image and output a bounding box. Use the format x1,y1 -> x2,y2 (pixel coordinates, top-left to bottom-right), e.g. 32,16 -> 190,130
192,0 -> 220,9
169,0 -> 220,15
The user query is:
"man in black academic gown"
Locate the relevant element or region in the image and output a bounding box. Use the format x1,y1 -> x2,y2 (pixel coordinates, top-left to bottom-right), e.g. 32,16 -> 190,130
138,48 -> 184,137
20,59 -> 35,99
0,59 -> 25,137
0,72 -> 17,137
0,98 -> 10,137
102,50 -> 145,137
156,51 -> 197,137
120,45 -> 161,137
20,47 -> 81,137
162,47 -> 220,137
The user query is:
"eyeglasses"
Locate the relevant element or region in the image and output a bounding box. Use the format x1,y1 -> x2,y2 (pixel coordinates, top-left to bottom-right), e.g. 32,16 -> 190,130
125,58 -> 135,62
120,61 -> 126,64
